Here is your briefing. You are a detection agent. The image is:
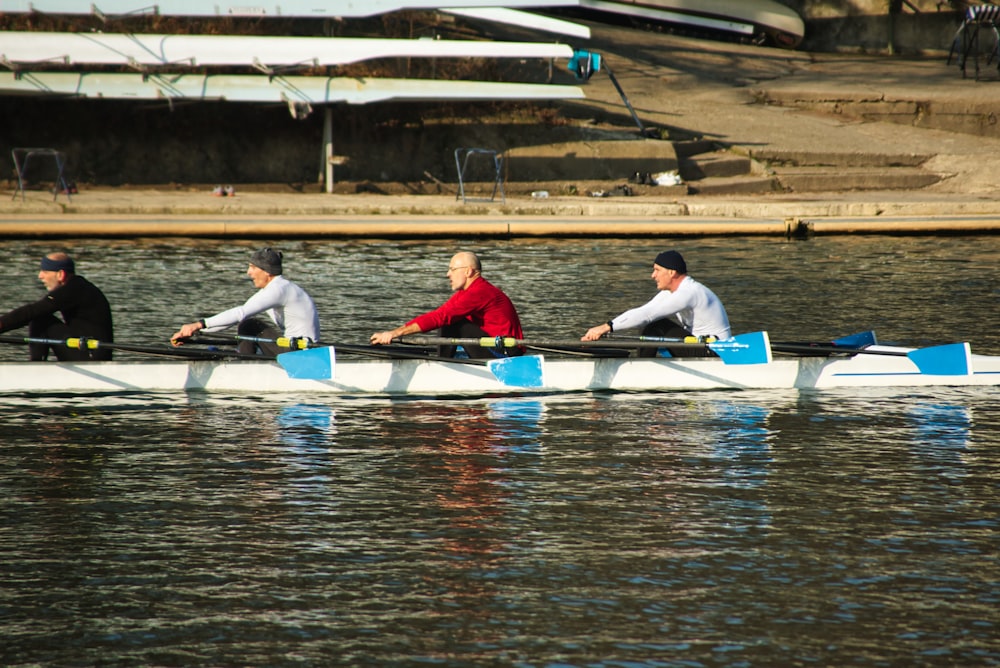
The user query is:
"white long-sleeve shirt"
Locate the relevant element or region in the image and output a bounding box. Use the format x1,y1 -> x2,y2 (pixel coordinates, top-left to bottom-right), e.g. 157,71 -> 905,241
610,275 -> 731,340
203,275 -> 320,340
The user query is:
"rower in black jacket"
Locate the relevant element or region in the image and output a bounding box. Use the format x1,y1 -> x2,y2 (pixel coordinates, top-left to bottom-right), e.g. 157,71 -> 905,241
0,252 -> 114,361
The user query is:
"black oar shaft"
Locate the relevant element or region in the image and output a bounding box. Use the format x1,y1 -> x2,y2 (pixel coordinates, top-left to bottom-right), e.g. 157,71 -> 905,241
189,333 -> 311,350
187,334 -> 477,364
401,335 -> 712,350
110,342 -> 270,360
771,343 -> 902,357
0,335 -> 268,360
332,343 -> 487,366
3,334 -> 908,363
1,335 -> 66,347
402,335 -> 912,359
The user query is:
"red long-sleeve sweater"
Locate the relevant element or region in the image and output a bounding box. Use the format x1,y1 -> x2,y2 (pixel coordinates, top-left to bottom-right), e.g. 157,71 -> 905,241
407,276 -> 523,338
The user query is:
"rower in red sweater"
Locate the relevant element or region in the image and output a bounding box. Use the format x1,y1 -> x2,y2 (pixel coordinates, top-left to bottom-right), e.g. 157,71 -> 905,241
370,251 -> 524,358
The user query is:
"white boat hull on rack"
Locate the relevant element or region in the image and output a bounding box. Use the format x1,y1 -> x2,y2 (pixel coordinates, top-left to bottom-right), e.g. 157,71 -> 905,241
0,72 -> 584,104
578,0 -> 804,47
0,31 -> 575,68
0,0 -> 582,18
2,350 -> 999,396
0,1 -> 591,38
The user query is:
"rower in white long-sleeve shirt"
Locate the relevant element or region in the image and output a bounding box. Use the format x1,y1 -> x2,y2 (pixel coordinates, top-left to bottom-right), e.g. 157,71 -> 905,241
582,250 -> 730,356
171,247 -> 320,356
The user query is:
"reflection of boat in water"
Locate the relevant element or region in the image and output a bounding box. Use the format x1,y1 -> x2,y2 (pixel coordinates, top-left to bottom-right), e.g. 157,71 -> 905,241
577,0 -> 805,48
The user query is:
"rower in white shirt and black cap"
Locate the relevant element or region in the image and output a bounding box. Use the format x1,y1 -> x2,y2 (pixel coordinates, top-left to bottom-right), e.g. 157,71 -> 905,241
171,247 -> 320,356
581,250 -> 731,357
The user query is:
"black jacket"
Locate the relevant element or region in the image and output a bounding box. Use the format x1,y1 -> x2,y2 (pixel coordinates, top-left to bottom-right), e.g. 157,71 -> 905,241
0,274 -> 114,342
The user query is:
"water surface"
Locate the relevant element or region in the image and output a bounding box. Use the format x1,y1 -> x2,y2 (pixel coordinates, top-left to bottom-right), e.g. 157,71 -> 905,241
1,234 -> 998,666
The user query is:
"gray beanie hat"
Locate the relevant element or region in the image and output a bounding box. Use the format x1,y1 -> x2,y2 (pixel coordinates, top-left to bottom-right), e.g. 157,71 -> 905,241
250,247 -> 283,275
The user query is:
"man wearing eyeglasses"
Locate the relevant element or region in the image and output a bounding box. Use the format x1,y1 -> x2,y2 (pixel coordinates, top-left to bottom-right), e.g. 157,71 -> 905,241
370,251 -> 524,358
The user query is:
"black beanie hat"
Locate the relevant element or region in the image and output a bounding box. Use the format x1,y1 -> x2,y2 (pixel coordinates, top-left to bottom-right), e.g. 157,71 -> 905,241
654,250 -> 686,273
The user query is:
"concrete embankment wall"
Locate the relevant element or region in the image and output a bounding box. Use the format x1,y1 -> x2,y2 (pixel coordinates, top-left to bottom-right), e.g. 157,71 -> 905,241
3,208 -> 1000,238
788,0 -> 962,55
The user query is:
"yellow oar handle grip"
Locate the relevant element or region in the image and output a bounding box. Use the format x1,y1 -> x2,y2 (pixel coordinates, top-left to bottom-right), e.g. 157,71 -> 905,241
476,337 -> 520,348
65,338 -> 100,350
275,337 -> 310,350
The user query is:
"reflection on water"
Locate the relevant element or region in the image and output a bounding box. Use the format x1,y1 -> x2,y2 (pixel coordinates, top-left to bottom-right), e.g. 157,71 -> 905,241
909,402 -> 972,458
1,389 -> 998,665
276,403 -> 337,449
1,234 -> 1000,665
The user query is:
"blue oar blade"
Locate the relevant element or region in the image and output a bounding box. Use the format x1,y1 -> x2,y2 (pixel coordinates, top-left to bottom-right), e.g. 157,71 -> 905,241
834,330 -> 877,347
487,355 -> 545,388
907,342 -> 971,376
278,346 -> 336,380
708,331 -> 772,365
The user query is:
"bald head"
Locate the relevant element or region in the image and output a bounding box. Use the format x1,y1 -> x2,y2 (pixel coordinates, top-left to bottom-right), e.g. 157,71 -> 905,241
452,251 -> 481,272
447,251 -> 482,291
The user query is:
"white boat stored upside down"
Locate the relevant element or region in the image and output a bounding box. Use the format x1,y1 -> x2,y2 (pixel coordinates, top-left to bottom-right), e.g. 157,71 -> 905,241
0,31 -> 577,68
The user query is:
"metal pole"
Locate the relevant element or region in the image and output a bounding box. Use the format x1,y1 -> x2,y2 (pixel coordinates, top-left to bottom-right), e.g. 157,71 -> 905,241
321,107 -> 334,193
603,63 -> 648,136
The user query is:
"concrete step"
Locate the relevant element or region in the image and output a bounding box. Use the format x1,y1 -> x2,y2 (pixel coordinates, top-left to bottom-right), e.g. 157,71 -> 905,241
774,166 -> 942,192
456,180 -> 690,198
743,149 -> 933,169
756,94 -> 1000,140
686,175 -> 780,195
506,139 -> 678,181
672,139 -> 719,159
680,151 -> 754,180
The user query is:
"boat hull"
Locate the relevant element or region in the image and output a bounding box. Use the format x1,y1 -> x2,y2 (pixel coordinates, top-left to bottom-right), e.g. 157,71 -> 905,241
2,353 -> 999,396
579,0 -> 805,48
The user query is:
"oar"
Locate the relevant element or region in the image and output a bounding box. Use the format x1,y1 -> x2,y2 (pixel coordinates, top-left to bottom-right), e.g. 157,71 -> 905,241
764,330 -> 878,353
188,333 -> 461,363
186,333 -> 544,384
402,335 -> 707,350
589,330 -> 875,348
189,333 -> 442,359
615,329 -> 968,375
190,333 -> 533,367
755,329 -> 970,375
0,335 -> 268,360
402,331 -> 773,366
832,330 -> 877,347
186,333 -> 313,350
276,344 -> 546,388
770,341 -> 971,375
519,344 -> 631,358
